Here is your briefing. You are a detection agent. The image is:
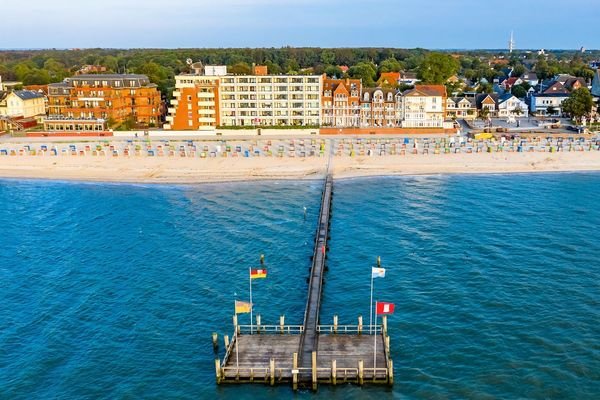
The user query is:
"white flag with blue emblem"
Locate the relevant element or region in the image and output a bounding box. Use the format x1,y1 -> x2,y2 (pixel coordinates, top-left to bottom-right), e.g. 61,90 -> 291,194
372,267 -> 386,278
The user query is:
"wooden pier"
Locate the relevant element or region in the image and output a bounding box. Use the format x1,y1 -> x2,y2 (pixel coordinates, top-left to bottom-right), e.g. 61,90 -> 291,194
216,175 -> 393,390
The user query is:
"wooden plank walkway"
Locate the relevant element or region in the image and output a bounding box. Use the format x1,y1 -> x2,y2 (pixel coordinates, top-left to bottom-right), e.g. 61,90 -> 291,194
298,174 -> 333,376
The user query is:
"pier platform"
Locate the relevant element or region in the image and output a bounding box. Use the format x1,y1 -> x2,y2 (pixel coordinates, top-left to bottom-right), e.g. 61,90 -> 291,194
215,173 -> 394,390
217,322 -> 392,387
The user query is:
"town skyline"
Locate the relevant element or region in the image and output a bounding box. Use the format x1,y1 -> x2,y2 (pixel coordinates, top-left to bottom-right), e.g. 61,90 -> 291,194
2,0 -> 599,50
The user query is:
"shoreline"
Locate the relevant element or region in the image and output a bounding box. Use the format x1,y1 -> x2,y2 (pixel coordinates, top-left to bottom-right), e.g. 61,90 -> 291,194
2,152 -> 600,185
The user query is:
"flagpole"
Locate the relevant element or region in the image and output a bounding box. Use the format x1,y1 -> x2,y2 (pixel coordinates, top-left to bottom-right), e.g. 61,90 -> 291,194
249,267 -> 253,335
234,297 -> 239,369
374,302 -> 378,370
369,272 -> 374,335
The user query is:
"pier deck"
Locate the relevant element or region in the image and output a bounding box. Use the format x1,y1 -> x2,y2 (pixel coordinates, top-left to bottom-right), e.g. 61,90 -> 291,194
216,173 -> 393,389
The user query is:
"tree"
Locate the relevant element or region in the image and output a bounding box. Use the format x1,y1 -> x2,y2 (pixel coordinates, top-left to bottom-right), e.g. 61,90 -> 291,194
320,50 -> 335,66
562,87 -> 593,123
228,62 -> 252,75
511,84 -> 528,99
511,64 -> 526,77
324,65 -> 343,78
379,57 -> 403,73
417,52 -> 459,84
348,62 -> 377,87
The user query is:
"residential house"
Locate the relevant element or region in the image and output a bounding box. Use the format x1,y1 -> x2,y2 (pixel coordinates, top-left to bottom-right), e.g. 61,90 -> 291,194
497,93 -> 529,117
542,81 -> 569,95
446,97 -> 477,120
475,93 -> 498,117
360,88 -> 400,127
322,76 -> 361,127
398,71 -> 419,86
529,93 -> 569,116
522,72 -> 539,86
500,77 -> 523,91
377,72 -> 400,88
400,85 -> 446,128
0,90 -> 46,118
75,65 -> 108,75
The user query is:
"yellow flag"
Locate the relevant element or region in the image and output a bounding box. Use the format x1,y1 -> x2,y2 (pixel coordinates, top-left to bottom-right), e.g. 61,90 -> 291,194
235,300 -> 252,314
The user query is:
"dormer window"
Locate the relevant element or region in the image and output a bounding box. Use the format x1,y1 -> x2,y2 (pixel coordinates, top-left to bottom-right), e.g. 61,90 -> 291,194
364,93 -> 370,102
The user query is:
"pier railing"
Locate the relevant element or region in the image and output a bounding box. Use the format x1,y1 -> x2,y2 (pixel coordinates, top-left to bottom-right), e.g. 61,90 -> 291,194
237,324 -> 304,334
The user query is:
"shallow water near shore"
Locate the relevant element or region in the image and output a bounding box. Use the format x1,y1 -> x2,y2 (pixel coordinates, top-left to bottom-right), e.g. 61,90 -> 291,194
1,174 -> 599,399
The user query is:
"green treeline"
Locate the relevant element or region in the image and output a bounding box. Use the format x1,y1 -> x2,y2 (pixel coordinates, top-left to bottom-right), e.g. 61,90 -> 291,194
0,48 -> 597,98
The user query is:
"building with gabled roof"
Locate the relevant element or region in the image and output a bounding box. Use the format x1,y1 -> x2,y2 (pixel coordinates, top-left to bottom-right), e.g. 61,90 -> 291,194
322,76 -> 361,127
399,85 -> 446,128
446,97 -> 477,120
360,87 -> 400,127
377,72 -> 401,88
0,90 -> 46,118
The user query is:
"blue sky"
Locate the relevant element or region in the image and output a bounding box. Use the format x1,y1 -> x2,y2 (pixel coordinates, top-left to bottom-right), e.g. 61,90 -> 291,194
2,0 -> 599,49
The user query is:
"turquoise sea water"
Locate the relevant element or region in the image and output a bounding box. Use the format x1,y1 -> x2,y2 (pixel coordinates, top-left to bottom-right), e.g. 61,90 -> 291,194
1,174 -> 599,399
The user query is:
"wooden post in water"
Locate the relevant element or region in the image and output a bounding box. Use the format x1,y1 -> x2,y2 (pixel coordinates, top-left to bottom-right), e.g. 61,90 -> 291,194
388,359 -> 394,386
215,359 -> 222,384
385,336 -> 390,355
224,335 -> 229,349
333,315 -> 338,334
256,314 -> 261,334
358,315 -> 363,335
280,315 -> 285,334
212,332 -> 218,351
292,352 -> 298,391
358,359 -> 364,386
331,359 -> 337,385
312,351 -> 317,391
269,358 -> 275,386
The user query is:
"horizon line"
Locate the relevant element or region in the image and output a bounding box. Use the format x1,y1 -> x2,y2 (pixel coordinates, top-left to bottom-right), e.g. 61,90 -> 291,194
1,47 -> 599,52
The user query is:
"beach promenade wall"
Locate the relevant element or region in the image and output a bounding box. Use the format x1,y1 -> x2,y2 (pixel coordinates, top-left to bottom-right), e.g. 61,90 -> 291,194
320,127 -> 458,135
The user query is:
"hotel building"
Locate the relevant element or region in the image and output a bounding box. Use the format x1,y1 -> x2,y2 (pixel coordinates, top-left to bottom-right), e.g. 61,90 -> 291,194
46,74 -> 161,131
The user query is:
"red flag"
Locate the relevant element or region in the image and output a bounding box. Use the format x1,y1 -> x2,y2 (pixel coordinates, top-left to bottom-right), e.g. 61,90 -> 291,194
376,302 -> 395,315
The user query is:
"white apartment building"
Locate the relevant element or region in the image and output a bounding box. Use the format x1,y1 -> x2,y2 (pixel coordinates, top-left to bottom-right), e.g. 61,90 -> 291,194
400,86 -> 446,128
218,75 -> 322,127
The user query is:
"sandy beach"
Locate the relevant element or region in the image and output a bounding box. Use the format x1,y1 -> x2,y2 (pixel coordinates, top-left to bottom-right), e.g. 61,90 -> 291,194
1,139 -> 600,183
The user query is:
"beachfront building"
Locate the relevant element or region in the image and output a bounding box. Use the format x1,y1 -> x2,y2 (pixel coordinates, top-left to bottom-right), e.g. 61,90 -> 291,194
46,74 -> 162,130
399,85 -> 446,128
360,88 -> 401,127
321,76 -> 361,127
497,93 -> 529,117
0,90 -> 46,118
445,97 -> 477,120
475,93 -> 499,117
219,73 -> 321,127
165,65 -> 322,129
529,93 -> 569,116
164,75 -> 220,130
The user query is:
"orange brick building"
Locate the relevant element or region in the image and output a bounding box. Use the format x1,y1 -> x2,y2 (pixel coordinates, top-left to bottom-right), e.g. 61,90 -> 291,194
47,74 -> 161,128
321,75 -> 361,127
165,75 -> 220,130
